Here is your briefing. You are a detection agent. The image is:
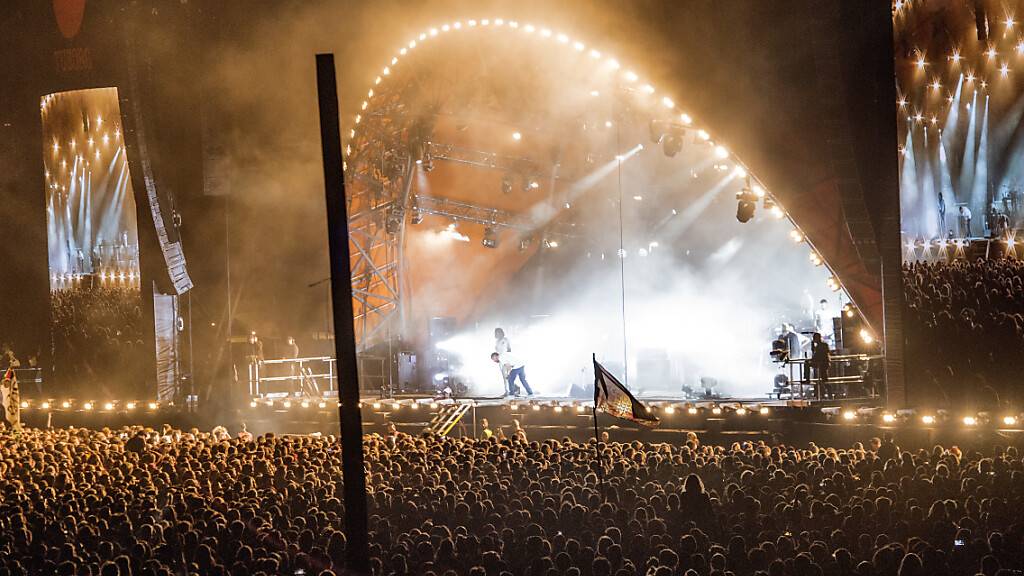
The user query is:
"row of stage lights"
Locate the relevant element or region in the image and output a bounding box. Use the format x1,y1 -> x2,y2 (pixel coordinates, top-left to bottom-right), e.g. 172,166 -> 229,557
51,269 -> 141,285
243,397 -> 774,417
18,399 -> 161,412
831,407 -> 1021,429
349,16 -> 856,320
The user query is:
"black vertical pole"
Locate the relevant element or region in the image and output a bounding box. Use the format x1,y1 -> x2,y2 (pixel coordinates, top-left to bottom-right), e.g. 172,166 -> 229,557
315,53 -> 370,575
592,354 -> 605,499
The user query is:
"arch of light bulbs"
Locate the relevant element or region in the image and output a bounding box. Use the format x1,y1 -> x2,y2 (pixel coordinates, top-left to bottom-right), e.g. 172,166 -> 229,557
343,17 -> 858,318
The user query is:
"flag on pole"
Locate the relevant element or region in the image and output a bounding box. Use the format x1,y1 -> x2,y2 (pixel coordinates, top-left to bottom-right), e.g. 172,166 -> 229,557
593,357 -> 659,427
1,368 -> 21,431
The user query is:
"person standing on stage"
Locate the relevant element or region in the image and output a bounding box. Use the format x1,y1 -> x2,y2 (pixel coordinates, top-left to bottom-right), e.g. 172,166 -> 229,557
491,351 -> 534,397
959,205 -> 973,237
937,192 -> 946,237
494,327 -> 512,391
810,332 -> 832,399
814,299 -> 835,346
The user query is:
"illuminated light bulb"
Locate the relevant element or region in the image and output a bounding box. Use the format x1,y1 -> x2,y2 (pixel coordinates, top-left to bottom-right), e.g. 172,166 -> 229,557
930,116 -> 937,125
102,133 -> 109,144
41,401 -> 51,410
391,56 -> 398,65
810,252 -> 823,266
429,27 -> 438,36
922,415 -> 935,425
392,402 -> 401,410
963,416 -> 977,426
249,400 -> 258,408
589,49 -> 601,59
83,402 -> 94,411
949,50 -> 962,63
697,129 -> 711,141
641,84 -> 655,94
712,407 -> 722,415
409,402 -> 418,410
736,408 -> 748,416
790,229 -> 804,242
680,113 -> 693,125
714,145 -> 729,159
1017,41 -> 1024,54
916,55 -> 926,69
664,406 -> 675,414
753,184 -> 766,198
494,18 -> 504,26
512,131 -> 522,141
374,76 -> 382,85
981,80 -> 988,89
408,41 -> 416,50
318,401 -> 327,409
532,404 -> 541,411
441,24 -> 450,32
1002,416 -> 1017,426
557,33 -> 569,44
453,21 -> 462,29
573,41 -> 585,51
1007,16 -> 1015,28
480,19 -> 489,26
282,400 -> 292,409
399,47 -> 407,55
770,205 -> 785,219
554,406 -> 563,413
524,24 -> 535,33
1000,63 -> 1010,77
882,413 -> 895,423
372,402 -> 381,409
931,79 -> 941,90
842,410 -> 856,421
607,58 -> 620,69
20,401 -> 28,409
103,402 -> 114,411
624,70 -> 638,82
759,407 -> 769,415
541,27 -> 551,37
734,165 -> 747,178
300,400 -> 310,408
96,115 -> 103,127
859,328 -> 874,344
61,401 -> 71,409
966,72 -> 975,82
509,21 -> 519,29
576,405 -> 586,413
987,46 -> 998,59
662,96 -> 674,108
687,407 -> 698,415
430,402 -> 438,409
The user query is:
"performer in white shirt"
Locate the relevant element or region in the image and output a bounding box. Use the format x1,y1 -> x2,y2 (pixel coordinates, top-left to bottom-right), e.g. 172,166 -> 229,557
494,327 -> 511,354
491,351 -> 534,397
814,299 -> 835,345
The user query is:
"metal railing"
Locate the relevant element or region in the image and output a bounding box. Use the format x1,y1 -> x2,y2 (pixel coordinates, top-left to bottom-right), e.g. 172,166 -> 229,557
772,354 -> 880,401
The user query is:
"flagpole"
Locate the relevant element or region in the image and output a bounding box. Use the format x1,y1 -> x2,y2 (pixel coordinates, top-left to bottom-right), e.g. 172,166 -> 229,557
591,354 -> 605,499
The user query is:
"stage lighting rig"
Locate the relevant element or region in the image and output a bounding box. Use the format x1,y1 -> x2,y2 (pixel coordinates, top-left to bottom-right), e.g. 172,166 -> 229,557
735,179 -> 758,223
386,210 -> 404,234
482,227 -> 499,248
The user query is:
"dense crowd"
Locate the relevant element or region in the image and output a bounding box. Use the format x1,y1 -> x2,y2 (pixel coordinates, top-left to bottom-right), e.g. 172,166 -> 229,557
2,426 -> 1024,576
50,284 -> 147,398
903,258 -> 1024,409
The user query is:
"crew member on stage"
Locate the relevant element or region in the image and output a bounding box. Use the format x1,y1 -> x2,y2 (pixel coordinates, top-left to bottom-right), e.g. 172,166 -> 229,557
491,351 -> 533,397
810,332 -> 832,399
959,205 -> 973,237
